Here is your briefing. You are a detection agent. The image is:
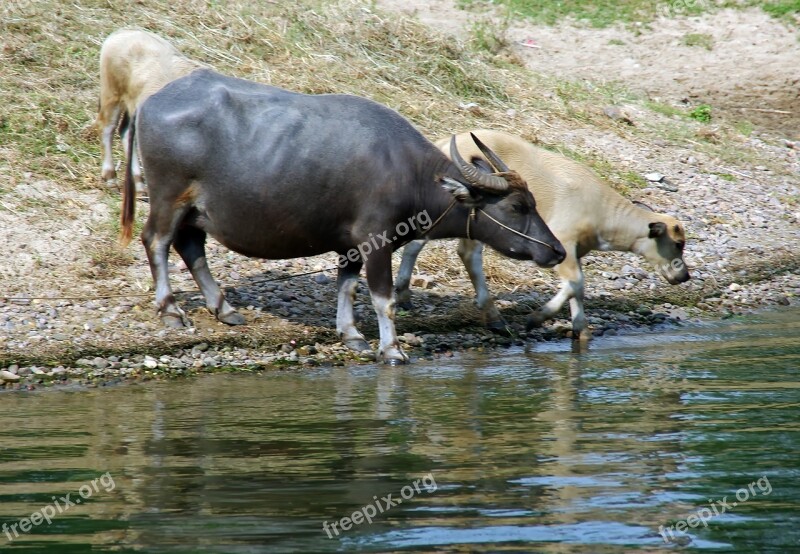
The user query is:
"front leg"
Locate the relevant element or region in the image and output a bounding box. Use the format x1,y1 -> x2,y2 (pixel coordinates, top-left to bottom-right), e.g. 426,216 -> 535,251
365,248 -> 408,365
457,238 -> 506,332
568,285 -> 590,342
336,259 -> 371,353
395,239 -> 427,310
528,246 -> 585,337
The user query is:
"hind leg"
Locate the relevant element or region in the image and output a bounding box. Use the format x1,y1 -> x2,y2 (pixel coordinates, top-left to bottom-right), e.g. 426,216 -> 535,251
173,226 -> 244,325
98,103 -> 121,183
141,201 -> 193,327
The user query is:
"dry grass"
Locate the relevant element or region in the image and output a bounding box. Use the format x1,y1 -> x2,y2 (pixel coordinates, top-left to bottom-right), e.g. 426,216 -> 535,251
0,0 -> 792,302
0,0 -> 645,192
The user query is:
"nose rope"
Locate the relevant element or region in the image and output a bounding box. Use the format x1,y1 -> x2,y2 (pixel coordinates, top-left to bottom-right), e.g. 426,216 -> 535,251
422,199 -> 558,251
475,208 -> 560,251
421,199 -> 458,237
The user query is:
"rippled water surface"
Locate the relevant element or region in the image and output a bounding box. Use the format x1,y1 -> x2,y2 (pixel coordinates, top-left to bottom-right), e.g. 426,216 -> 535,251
1,309 -> 799,553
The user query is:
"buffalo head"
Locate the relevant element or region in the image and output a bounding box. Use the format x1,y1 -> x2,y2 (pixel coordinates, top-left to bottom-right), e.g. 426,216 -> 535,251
443,133 -> 566,268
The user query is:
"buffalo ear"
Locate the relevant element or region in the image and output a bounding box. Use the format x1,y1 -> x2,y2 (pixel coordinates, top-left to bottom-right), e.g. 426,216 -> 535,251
442,177 -> 482,206
472,158 -> 493,174
648,221 -> 667,238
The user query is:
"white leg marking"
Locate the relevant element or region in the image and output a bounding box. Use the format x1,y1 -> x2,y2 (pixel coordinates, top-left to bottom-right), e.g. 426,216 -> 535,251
372,294 -> 408,363
336,272 -> 365,343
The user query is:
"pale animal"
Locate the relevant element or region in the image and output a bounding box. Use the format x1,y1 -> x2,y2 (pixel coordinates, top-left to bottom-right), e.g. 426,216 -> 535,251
396,129 -> 690,340
95,29 -> 202,190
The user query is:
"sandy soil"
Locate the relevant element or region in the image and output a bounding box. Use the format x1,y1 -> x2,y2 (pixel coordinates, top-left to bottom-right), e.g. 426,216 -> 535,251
378,1 -> 800,136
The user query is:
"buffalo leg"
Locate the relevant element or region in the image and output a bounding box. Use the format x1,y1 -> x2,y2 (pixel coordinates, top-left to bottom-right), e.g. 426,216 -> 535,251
130,136 -> 146,193
457,239 -> 506,332
336,259 -> 371,353
527,245 -> 589,341
395,239 -> 427,310
98,103 -> 121,182
365,248 -> 408,365
142,218 -> 190,328
173,226 -> 244,325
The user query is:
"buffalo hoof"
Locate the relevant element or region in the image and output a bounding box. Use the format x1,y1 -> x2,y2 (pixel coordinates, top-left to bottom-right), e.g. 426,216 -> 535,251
101,169 -> 116,182
570,338 -> 588,354
217,310 -> 246,326
380,346 -> 409,365
487,319 -> 511,336
161,312 -> 191,328
396,300 -> 413,312
343,337 -> 371,353
526,312 -> 547,331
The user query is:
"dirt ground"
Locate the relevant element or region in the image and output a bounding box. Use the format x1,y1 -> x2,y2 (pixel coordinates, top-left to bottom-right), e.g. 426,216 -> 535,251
378,1 -> 800,136
0,1 -> 798,384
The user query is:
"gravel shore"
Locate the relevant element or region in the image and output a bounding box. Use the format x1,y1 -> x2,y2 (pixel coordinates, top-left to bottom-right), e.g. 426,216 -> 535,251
2,3 -> 798,391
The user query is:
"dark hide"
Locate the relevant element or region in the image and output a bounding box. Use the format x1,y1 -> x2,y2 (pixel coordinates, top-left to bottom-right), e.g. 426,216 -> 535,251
121,69 -> 565,362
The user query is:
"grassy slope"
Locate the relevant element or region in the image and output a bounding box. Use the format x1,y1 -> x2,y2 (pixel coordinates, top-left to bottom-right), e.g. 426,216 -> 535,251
1,0 -> 783,204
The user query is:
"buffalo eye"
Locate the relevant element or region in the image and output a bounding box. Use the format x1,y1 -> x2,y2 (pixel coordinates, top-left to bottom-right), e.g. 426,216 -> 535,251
513,202 -> 529,215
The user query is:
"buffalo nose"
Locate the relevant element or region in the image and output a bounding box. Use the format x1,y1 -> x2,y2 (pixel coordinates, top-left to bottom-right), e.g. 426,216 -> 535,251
553,243 -> 567,265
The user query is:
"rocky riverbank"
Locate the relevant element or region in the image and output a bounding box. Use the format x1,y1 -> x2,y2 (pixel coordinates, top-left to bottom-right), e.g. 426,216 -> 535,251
1,1 -> 798,390
1,229 -> 798,390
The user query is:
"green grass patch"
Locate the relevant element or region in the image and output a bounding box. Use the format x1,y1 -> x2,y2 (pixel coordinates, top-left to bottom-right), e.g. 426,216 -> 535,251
682,32 -> 714,50
735,120 -> 755,137
689,104 -> 712,123
646,100 -> 686,119
470,18 -> 510,54
760,0 -> 800,20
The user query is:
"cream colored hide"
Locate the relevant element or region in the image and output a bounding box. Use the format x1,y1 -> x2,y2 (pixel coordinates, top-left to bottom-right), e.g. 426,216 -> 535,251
95,29 -> 203,190
395,129 -> 690,341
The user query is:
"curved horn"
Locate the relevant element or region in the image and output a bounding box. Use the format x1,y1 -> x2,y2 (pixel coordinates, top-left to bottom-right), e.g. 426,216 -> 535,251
450,135 -> 509,192
470,132 -> 510,173
632,200 -> 655,212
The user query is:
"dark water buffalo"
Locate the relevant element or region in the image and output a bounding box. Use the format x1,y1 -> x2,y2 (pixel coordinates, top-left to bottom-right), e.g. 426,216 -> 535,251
121,69 -> 565,363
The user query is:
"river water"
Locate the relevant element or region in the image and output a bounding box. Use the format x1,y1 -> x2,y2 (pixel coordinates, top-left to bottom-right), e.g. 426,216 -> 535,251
1,308 -> 798,552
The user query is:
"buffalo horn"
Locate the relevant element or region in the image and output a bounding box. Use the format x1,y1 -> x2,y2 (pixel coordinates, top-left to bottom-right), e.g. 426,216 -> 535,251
470,132 -> 511,173
450,135 -> 509,193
